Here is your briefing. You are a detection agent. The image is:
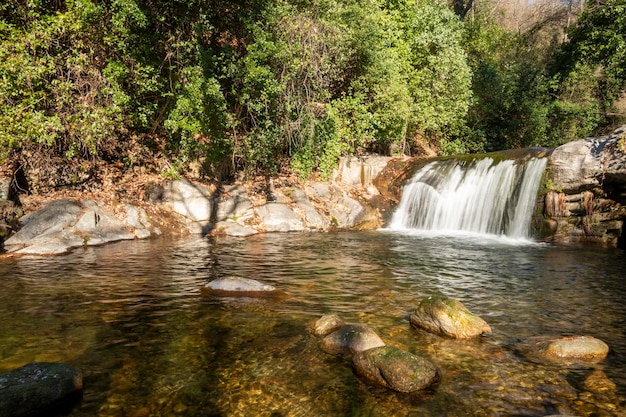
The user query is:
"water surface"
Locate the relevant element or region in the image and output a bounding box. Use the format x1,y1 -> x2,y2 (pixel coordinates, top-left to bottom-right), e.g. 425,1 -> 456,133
1,232 -> 625,416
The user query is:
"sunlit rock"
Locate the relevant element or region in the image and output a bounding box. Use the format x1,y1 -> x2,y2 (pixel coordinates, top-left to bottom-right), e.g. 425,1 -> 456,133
409,295 -> 492,339
213,220 -> 258,237
0,362 -> 83,417
202,276 -> 286,298
162,179 -> 214,223
321,323 -> 385,355
352,346 -> 438,393
541,125 -> 626,245
311,314 -> 345,336
3,199 -> 156,255
257,202 -> 305,232
518,335 -> 609,364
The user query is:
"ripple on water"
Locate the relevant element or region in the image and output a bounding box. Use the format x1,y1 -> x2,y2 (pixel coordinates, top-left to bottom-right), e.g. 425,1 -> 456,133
1,233 -> 625,416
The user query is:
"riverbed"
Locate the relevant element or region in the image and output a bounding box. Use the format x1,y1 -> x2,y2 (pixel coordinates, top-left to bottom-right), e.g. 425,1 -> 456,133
1,231 -> 625,416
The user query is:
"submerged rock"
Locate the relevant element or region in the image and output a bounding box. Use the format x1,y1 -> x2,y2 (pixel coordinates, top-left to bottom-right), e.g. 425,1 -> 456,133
320,323 -> 385,355
202,276 -> 286,298
409,295 -> 492,339
518,335 -> 609,364
352,346 -> 439,393
0,362 -> 83,417
311,314 -> 345,336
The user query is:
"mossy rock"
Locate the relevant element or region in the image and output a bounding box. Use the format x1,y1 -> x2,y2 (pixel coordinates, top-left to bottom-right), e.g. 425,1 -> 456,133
352,346 -> 439,393
409,295 -> 492,339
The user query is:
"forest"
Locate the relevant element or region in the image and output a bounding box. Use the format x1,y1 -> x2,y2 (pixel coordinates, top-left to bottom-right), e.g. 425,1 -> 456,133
1,0 -> 625,182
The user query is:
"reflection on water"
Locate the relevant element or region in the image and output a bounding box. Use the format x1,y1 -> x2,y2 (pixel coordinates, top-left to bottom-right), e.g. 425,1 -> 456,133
1,232 -> 625,416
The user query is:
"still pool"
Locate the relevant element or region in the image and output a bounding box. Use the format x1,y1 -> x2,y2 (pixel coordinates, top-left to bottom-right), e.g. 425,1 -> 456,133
1,231 -> 625,416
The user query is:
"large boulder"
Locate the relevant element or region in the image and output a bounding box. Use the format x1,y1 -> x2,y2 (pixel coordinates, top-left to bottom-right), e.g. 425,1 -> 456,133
0,362 -> 83,417
257,202 -> 305,232
352,346 -> 439,393
409,295 -> 492,339
540,126 -> 626,245
162,179 -> 215,224
3,199 -> 157,255
320,323 -> 385,355
517,335 -> 609,364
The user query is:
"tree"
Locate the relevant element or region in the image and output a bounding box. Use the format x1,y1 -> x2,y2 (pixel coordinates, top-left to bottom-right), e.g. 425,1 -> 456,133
557,0 -> 626,128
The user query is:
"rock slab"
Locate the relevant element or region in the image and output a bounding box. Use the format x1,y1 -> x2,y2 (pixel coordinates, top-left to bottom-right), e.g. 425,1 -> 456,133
3,199 -> 157,255
518,335 -> 610,364
202,277 -> 286,298
0,362 -> 83,417
409,295 -> 492,339
352,346 -> 439,393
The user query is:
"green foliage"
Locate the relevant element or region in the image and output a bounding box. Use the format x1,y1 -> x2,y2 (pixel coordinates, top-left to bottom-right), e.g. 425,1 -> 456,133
2,0 -> 624,182
556,0 -> 626,130
164,65 -> 232,176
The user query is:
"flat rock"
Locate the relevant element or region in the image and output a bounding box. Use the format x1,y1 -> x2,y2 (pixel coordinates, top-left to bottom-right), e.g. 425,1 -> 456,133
518,335 -> 609,364
202,277 -> 286,298
321,323 -> 385,355
5,199 -> 83,245
352,346 -> 439,393
409,295 -> 492,339
0,362 -> 83,417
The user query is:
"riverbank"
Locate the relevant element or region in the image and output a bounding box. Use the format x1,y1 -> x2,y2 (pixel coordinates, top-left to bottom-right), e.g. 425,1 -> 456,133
0,155 -> 397,256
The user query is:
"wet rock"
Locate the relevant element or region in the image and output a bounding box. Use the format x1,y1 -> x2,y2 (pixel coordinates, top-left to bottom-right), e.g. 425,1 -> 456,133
321,324 -> 385,355
0,362 -> 83,417
311,314 -> 345,336
409,295 -> 492,339
202,276 -> 286,298
213,221 -> 258,237
352,346 -> 439,393
518,335 -> 609,364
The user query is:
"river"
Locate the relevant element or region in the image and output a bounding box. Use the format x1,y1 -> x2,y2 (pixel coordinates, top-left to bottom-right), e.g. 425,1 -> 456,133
1,231 -> 625,416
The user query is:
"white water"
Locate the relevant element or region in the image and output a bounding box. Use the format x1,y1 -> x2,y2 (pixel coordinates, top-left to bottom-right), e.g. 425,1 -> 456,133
388,156 -> 548,239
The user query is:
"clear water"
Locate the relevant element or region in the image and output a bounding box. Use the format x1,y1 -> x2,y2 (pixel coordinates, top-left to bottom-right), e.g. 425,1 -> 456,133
1,232 -> 625,416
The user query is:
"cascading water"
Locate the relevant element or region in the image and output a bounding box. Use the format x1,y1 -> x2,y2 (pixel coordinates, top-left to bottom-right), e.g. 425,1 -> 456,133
388,155 -> 548,239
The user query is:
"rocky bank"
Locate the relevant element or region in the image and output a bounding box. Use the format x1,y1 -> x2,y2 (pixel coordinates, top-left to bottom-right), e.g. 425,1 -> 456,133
0,155 -> 393,255
2,127 -> 626,253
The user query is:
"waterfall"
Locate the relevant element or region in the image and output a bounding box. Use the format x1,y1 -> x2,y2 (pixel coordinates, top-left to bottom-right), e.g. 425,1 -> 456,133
388,156 -> 547,239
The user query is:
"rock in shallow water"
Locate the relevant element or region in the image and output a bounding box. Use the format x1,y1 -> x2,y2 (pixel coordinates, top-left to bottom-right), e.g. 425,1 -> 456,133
311,314 -> 345,336
321,323 -> 385,355
0,362 -> 83,417
409,295 -> 492,339
202,276 -> 287,298
352,346 -> 439,393
518,335 -> 609,364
